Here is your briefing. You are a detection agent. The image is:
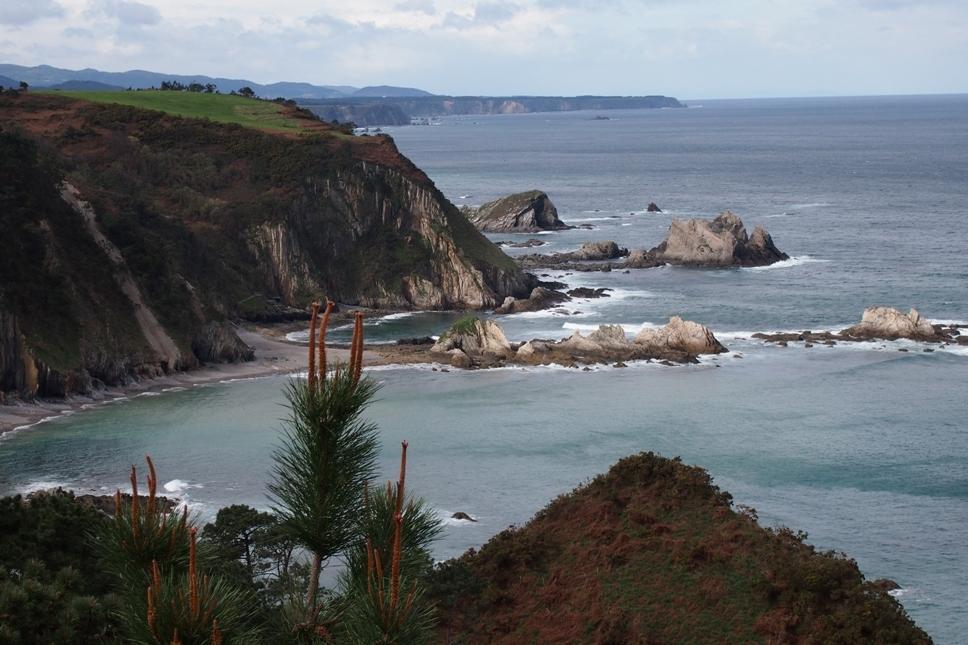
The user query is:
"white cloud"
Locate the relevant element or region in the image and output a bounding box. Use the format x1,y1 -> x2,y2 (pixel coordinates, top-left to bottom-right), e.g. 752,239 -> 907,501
0,0 -> 964,97
0,0 -> 64,26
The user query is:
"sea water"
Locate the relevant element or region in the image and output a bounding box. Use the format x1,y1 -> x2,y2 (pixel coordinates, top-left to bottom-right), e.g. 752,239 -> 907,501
2,95 -> 967,641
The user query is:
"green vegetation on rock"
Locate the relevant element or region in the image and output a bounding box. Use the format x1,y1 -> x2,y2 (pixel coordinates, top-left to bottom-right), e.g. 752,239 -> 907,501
44,90 -> 312,132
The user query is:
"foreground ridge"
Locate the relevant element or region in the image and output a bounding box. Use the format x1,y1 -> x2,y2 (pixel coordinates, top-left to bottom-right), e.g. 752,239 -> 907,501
430,452 -> 931,644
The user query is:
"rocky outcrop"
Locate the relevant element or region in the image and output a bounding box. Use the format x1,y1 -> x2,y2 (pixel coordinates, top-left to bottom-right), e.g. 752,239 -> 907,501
750,308 -> 960,348
634,317 -> 727,355
191,322 -> 255,364
636,211 -> 788,267
462,190 -> 571,233
517,241 -> 629,270
494,287 -> 570,315
431,318 -> 513,365
841,307 -> 941,341
517,319 -> 726,366
646,202 -> 662,213
567,287 -> 611,299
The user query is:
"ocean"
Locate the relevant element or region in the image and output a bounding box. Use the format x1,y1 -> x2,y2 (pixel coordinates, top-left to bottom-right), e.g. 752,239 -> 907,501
2,95 -> 967,641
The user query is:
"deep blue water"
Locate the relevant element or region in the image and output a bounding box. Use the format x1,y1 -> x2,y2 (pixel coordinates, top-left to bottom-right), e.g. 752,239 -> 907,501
2,95 -> 967,641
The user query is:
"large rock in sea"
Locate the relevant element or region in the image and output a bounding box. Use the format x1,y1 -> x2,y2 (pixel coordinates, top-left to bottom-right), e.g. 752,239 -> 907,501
463,190 -> 571,232
494,287 -> 570,315
645,211 -> 788,267
431,318 -> 512,359
634,317 -> 727,355
841,307 -> 940,341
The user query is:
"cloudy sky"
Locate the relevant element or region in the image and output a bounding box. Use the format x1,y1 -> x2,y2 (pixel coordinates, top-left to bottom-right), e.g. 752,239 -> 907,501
1,0 -> 966,98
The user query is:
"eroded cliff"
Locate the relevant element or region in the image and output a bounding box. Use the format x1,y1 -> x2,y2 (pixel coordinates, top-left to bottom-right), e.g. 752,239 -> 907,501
0,93 -> 529,398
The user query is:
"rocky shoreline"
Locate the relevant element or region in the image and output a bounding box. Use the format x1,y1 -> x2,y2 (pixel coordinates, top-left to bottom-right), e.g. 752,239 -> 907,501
3,307 -> 963,437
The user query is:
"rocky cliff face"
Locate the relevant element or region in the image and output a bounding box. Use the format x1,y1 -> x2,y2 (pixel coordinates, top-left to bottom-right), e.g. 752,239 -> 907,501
462,190 -> 571,233
0,93 -> 529,398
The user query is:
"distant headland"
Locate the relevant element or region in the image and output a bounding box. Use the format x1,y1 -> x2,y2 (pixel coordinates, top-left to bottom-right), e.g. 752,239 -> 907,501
0,63 -> 684,126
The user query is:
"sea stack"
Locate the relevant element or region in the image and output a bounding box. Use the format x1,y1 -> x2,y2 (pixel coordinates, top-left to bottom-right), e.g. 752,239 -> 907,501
462,190 -> 572,232
639,211 -> 788,267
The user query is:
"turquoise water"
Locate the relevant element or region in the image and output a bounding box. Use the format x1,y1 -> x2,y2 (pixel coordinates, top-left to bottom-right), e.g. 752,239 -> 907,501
3,96 -> 968,641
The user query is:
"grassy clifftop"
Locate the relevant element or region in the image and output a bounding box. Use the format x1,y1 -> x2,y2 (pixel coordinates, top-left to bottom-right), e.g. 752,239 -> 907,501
431,453 -> 929,643
42,89 -> 324,133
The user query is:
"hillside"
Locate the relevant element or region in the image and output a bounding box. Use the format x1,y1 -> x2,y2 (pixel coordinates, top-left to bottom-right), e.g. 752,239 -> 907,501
0,63 -> 429,99
431,453 -> 930,644
0,91 -> 529,399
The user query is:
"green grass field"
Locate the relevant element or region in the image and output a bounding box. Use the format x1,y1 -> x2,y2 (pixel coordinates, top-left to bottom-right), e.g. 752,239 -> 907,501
43,90 -> 311,132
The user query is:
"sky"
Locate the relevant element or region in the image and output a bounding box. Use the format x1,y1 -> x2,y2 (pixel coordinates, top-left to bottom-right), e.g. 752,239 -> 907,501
1,0 -> 966,98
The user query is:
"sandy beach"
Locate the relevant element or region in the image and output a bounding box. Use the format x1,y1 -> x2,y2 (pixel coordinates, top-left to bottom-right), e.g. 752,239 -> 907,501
0,326 -> 395,436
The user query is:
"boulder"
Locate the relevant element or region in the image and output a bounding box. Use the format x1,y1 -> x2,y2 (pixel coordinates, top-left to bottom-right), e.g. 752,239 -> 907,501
451,511 -> 478,522
646,202 -> 662,213
494,287 -> 570,315
647,211 -> 788,267
463,190 -> 571,232
625,249 -> 664,269
574,241 -> 629,261
634,317 -> 727,355
431,318 -> 512,358
191,322 -> 255,363
841,307 -> 940,341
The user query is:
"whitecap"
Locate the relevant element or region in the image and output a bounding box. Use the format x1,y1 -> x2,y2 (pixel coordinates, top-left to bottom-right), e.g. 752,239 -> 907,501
742,256 -> 830,271
164,479 -> 204,494
16,480 -> 74,494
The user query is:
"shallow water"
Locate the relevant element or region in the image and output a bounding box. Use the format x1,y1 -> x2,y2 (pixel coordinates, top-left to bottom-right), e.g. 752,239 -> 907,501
3,95 -> 968,641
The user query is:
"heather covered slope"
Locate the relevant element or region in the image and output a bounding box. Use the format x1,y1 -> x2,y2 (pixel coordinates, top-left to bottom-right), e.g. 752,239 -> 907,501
0,92 -> 529,398
431,453 -> 930,644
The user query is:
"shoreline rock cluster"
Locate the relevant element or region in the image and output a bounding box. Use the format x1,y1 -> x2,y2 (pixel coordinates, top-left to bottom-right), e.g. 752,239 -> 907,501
512,211 -> 789,271
753,307 -> 964,347
462,190 -> 572,232
429,316 -> 727,369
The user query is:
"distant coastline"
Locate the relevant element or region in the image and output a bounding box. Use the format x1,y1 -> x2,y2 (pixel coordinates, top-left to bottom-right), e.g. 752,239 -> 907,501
301,94 -> 685,126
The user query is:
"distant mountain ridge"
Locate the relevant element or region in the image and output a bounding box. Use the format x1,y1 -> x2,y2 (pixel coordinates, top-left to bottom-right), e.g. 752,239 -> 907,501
0,64 -> 430,99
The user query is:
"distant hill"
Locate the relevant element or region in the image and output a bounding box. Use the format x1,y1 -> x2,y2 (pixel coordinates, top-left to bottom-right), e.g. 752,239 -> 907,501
0,64 -> 431,100
353,85 -> 433,98
47,80 -> 125,92
0,74 -> 20,88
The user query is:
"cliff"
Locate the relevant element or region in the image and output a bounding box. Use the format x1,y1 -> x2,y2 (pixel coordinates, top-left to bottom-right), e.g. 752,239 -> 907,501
431,453 -> 930,643
0,93 -> 529,398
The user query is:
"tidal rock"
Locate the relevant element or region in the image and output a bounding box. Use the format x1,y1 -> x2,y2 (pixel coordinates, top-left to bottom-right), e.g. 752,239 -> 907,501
870,579 -> 901,592
451,511 -> 478,522
645,211 -> 788,267
463,190 -> 571,232
396,336 -> 436,345
841,307 -> 940,341
567,287 -> 612,299
494,287 -> 570,315
634,317 -> 727,355
431,318 -> 512,358
625,249 -> 664,269
495,238 -> 547,248
516,240 -> 629,270
449,349 -> 473,369
646,202 -> 662,213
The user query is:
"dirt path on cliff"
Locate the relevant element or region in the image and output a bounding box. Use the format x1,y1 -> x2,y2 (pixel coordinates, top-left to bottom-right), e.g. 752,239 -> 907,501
60,182 -> 183,370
